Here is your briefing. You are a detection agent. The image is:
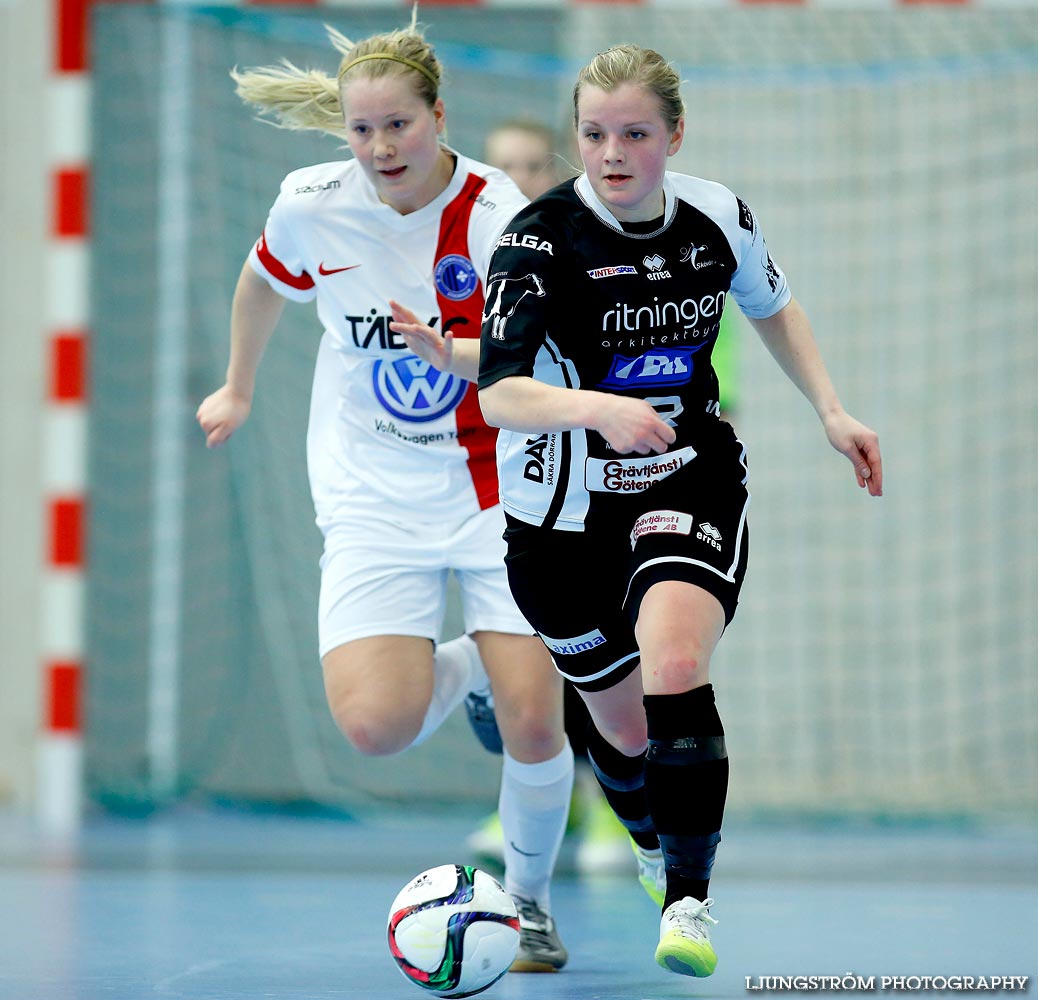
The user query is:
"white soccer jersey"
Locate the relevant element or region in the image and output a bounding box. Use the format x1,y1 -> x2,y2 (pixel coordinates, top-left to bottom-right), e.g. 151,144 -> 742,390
248,152 -> 527,522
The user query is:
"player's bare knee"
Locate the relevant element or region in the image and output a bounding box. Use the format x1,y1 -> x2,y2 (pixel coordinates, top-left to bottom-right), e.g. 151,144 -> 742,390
330,699 -> 414,757
646,650 -> 709,695
500,711 -> 562,761
595,720 -> 648,759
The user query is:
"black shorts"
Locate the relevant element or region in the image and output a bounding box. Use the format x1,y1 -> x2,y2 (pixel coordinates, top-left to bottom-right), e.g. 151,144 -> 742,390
504,426 -> 750,692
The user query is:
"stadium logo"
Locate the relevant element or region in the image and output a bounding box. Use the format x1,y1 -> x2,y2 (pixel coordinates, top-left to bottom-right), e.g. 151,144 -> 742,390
434,254 -> 479,301
373,354 -> 467,423
538,628 -> 607,656
643,254 -> 672,282
598,346 -> 704,390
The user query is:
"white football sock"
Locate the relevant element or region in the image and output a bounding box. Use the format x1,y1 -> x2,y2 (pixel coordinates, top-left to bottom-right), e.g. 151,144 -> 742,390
411,634 -> 484,747
500,741 -> 574,912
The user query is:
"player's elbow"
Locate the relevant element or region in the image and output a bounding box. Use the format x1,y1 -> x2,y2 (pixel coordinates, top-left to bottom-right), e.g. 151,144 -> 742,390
477,384 -> 507,429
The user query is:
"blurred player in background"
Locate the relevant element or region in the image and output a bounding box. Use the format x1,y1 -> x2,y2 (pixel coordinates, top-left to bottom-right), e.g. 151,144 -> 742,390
195,13 -> 572,973
477,43 -> 883,978
484,119 -> 565,201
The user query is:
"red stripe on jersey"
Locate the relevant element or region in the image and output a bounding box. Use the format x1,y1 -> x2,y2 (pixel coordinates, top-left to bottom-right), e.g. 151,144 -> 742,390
46,662 -> 81,733
435,174 -> 499,510
52,331 -> 87,402
255,231 -> 315,291
53,167 -> 89,238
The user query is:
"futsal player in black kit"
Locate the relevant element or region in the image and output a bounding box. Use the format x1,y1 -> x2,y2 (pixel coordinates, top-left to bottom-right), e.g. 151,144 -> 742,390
477,44 -> 884,978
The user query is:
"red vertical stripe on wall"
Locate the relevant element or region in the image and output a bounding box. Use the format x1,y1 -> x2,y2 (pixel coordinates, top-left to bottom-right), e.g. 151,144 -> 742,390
50,498 -> 85,568
53,168 -> 89,238
46,663 -> 82,733
51,333 -> 88,403
54,0 -> 89,73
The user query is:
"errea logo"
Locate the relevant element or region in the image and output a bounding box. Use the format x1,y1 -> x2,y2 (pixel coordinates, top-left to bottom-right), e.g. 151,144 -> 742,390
643,254 -> 672,282
697,522 -> 722,550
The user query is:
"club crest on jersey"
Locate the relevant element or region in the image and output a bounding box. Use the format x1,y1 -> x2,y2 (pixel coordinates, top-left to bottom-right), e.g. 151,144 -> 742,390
434,254 -> 479,301
598,346 -> 703,390
372,354 -> 467,423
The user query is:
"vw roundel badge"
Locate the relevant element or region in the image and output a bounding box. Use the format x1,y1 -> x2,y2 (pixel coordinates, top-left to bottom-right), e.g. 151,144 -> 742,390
434,254 -> 478,301
373,354 -> 467,423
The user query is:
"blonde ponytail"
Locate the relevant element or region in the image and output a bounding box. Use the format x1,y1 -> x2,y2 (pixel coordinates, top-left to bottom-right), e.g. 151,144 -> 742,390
231,9 -> 440,141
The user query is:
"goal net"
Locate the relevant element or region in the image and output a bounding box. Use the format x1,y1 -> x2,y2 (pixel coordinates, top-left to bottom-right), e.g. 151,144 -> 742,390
86,4 -> 1037,820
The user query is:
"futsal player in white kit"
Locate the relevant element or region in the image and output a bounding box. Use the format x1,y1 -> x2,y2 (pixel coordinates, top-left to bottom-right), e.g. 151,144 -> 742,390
195,14 -> 571,973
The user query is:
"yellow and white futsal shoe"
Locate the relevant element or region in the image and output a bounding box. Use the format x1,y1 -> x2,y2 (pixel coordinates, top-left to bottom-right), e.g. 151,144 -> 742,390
655,896 -> 718,978
630,838 -> 666,907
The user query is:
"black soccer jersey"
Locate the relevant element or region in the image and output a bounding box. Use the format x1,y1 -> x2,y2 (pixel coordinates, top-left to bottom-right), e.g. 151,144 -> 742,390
478,171 -> 791,531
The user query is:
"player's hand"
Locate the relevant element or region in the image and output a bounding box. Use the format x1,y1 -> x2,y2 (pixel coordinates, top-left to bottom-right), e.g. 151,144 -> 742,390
196,384 -> 252,449
593,395 -> 676,455
823,411 -> 883,497
389,299 -> 454,373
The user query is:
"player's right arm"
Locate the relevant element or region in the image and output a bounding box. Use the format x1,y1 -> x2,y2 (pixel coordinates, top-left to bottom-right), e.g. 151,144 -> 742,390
477,206 -> 674,456
480,376 -> 674,457
196,261 -> 286,448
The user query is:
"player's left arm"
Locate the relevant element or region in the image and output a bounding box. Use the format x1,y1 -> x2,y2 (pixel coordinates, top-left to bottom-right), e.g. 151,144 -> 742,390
750,297 -> 883,497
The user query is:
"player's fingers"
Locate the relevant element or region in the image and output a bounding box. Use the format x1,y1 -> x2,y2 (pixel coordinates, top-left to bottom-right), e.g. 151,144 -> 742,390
861,438 -> 883,496
388,299 -> 419,325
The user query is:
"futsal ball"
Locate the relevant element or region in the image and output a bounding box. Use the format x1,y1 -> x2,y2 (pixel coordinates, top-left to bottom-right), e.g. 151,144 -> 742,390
387,864 -> 520,998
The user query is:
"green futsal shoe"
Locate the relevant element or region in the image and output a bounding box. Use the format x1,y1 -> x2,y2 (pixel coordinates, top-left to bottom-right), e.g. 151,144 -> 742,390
655,896 -> 718,978
630,838 -> 665,907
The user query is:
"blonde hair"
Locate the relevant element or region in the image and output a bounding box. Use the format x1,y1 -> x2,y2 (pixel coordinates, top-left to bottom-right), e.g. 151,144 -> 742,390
573,44 -> 684,133
231,7 -> 442,140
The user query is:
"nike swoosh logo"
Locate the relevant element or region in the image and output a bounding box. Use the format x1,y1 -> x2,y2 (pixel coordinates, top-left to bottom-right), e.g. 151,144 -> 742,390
318,263 -> 361,276
509,841 -> 543,858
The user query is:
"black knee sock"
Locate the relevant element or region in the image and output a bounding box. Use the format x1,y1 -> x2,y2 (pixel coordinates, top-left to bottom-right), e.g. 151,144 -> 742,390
583,720 -> 657,851
643,684 -> 728,908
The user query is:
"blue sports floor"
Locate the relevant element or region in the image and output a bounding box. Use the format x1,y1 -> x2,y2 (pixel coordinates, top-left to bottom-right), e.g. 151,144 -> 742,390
1,808 -> 1034,1000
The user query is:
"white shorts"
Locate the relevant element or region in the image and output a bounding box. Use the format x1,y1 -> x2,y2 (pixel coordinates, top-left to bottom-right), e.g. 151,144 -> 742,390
317,503 -> 533,658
